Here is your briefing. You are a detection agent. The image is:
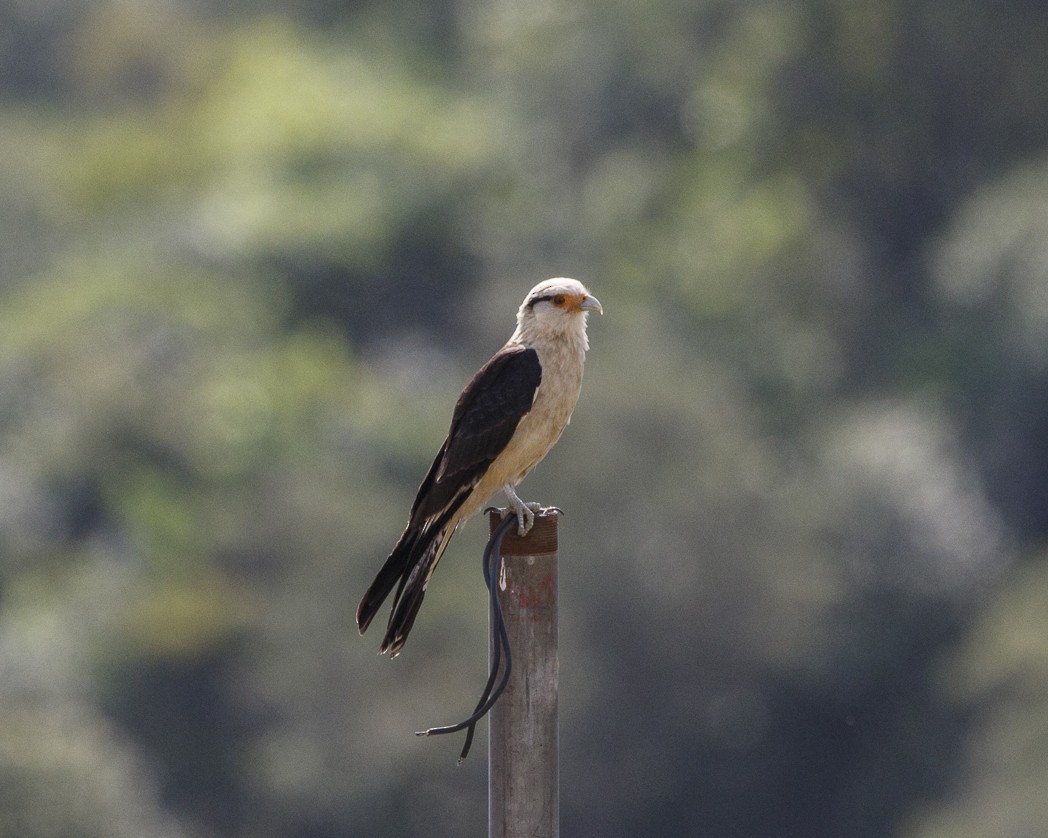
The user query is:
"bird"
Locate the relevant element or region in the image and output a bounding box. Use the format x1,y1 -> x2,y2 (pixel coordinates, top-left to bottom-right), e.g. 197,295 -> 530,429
356,277 -> 602,657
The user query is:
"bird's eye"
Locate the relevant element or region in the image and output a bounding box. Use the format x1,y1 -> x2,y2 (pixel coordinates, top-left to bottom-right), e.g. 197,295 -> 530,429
552,294 -> 565,306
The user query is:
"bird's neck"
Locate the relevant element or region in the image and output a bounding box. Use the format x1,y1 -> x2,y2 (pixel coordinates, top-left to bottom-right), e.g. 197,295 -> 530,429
511,317 -> 590,356
509,320 -> 589,400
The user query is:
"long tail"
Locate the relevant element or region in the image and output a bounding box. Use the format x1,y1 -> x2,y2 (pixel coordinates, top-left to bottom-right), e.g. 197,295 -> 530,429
356,523 -> 456,657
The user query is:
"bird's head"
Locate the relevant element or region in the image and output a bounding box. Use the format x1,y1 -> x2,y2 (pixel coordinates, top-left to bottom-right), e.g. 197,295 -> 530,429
519,276 -> 603,318
514,278 -> 602,348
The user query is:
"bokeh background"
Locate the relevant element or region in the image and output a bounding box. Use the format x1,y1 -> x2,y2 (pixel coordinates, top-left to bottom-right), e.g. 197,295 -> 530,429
2,0 -> 1048,835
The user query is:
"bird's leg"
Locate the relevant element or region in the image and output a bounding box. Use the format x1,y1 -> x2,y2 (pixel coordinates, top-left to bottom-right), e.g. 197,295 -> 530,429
502,484 -> 543,536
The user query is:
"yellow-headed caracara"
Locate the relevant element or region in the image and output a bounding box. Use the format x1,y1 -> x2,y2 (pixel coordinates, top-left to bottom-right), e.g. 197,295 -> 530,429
356,278 -> 602,657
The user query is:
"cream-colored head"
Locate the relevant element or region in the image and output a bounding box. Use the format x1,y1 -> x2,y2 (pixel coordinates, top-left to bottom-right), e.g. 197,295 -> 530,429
512,278 -> 602,347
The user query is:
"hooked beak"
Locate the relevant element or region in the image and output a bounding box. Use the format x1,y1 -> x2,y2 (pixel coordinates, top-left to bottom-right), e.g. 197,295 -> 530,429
579,294 -> 603,315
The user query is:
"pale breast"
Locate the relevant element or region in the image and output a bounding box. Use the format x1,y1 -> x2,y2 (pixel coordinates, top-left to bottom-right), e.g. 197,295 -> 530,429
457,339 -> 586,520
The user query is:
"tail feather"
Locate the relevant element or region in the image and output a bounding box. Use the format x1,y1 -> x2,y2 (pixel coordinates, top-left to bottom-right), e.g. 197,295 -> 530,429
358,470 -> 478,655
355,528 -> 420,636
380,525 -> 454,656
356,522 -> 456,656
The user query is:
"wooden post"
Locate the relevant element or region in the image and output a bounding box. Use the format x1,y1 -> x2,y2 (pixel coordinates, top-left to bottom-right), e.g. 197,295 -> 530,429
487,509 -> 559,838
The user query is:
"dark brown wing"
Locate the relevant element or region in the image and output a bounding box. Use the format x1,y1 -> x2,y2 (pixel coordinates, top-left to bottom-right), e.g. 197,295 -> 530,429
410,344 -> 541,523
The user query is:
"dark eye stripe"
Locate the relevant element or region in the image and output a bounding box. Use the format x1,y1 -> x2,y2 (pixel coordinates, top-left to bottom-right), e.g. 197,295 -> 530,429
526,294 -> 555,309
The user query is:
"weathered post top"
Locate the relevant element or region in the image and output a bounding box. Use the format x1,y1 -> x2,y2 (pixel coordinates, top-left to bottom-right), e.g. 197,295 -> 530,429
488,507 -> 559,555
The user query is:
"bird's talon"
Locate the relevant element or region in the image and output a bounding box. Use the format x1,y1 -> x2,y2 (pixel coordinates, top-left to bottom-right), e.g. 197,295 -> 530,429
494,502 -> 559,535
516,506 -> 533,536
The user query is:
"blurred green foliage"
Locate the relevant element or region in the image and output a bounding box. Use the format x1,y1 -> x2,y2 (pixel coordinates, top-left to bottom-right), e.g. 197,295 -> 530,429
2,0 -> 1048,836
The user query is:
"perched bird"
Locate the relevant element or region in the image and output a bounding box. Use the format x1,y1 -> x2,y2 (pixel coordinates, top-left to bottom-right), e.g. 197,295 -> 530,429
356,278 -> 602,657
